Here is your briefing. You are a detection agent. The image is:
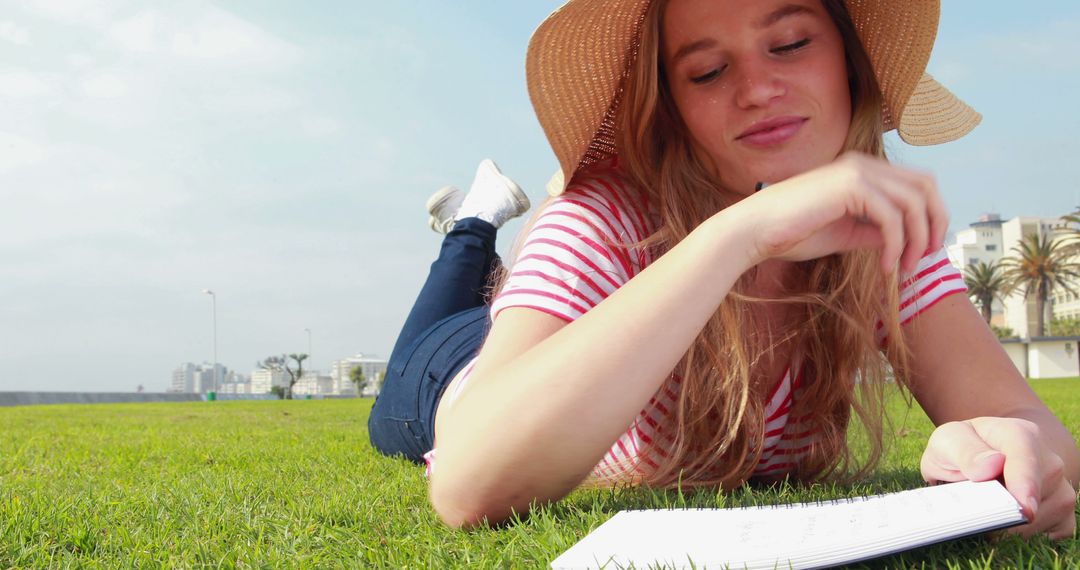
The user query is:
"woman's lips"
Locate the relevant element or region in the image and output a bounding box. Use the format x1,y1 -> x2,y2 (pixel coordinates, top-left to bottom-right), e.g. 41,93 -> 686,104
736,117 -> 808,148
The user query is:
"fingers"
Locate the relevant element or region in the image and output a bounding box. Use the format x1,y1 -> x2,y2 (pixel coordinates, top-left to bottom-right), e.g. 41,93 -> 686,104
862,158 -> 948,253
1007,477 -> 1077,540
834,153 -> 945,274
921,421 -> 1006,485
755,152 -> 947,267
851,188 -> 905,274
924,419 -> 1078,540
970,417 -> 1044,520
872,173 -> 929,274
1039,479 -> 1078,541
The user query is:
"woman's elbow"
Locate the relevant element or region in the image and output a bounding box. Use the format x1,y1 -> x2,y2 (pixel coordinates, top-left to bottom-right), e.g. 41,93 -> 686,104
429,474 -> 519,529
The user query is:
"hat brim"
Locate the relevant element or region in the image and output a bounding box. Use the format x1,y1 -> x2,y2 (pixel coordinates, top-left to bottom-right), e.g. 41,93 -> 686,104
898,73 -> 982,146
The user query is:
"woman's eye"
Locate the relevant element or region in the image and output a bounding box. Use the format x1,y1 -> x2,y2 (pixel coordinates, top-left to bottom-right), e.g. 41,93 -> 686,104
774,38 -> 811,53
691,66 -> 725,85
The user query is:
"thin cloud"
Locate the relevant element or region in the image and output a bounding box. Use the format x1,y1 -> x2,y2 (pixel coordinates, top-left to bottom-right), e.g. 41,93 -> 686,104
0,131 -> 46,172
970,18 -> 1080,73
80,71 -> 129,98
0,68 -> 55,98
103,5 -> 301,67
0,21 -> 31,45
170,6 -> 301,66
302,116 -> 342,138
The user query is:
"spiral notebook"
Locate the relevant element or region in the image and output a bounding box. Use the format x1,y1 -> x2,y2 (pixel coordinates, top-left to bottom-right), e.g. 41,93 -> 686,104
550,480 -> 1025,570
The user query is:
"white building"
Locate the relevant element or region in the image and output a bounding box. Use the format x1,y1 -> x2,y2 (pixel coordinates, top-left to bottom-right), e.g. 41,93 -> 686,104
1001,337 -> 1080,379
1051,289 -> 1080,321
218,370 -> 251,394
948,214 -> 1074,337
250,368 -> 290,394
331,354 -> 388,396
292,371 -> 335,396
170,363 -> 197,393
170,362 -> 229,393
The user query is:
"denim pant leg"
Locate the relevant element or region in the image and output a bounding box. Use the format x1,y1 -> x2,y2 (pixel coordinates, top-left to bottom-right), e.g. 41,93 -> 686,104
369,217 -> 501,462
387,217 -> 501,367
368,306 -> 491,462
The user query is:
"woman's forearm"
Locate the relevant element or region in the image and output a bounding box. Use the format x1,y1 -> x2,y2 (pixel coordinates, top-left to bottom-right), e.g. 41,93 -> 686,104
431,208 -> 759,527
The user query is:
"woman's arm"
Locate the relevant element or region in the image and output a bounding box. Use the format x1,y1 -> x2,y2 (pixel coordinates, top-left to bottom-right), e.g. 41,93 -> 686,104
432,152 -> 945,528
432,207 -> 759,527
901,292 -> 1079,539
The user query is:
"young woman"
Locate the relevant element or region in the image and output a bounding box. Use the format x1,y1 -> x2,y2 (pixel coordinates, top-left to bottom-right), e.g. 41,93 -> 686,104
370,0 -> 1079,539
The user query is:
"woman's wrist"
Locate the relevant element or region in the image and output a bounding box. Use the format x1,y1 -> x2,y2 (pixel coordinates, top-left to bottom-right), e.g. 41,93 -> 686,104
699,206 -> 764,274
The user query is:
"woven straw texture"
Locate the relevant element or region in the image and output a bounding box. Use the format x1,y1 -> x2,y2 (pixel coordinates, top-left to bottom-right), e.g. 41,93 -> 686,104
526,0 -> 981,196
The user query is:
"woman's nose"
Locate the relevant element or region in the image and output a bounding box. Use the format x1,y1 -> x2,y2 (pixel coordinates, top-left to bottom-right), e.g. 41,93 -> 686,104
732,60 -> 786,109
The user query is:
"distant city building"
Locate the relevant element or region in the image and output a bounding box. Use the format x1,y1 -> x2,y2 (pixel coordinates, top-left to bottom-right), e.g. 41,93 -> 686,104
947,213 -> 1076,337
170,362 -> 229,393
194,364 -> 228,393
331,354 -> 388,397
219,370 -> 251,394
292,371 -> 335,396
170,363 -> 197,393
250,368 -> 289,394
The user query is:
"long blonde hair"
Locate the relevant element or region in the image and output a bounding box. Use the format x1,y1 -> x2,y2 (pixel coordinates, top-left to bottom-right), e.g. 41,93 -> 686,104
487,0 -> 912,489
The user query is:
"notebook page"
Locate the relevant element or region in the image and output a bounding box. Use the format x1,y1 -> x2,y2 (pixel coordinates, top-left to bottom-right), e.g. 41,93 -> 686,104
550,480 -> 1025,570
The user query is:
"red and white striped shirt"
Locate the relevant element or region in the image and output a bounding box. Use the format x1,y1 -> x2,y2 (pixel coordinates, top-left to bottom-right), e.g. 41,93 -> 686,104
423,157 -> 967,482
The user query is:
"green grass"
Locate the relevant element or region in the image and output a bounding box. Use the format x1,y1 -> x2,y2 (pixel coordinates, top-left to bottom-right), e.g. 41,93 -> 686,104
0,379 -> 1077,569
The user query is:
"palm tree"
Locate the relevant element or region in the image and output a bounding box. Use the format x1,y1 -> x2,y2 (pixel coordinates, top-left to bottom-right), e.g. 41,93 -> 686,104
1000,232 -> 1080,337
1061,209 -> 1080,258
962,261 -> 1007,324
286,353 -> 309,399
349,366 -> 366,395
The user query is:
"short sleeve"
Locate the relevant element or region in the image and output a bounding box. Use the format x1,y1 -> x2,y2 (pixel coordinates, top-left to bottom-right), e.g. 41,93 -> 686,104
896,246 -> 968,325
489,175 -> 652,323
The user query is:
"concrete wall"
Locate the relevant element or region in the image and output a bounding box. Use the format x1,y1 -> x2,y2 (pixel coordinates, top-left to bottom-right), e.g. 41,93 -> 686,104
1029,339 -> 1080,379
0,392 -> 357,407
0,392 -> 205,407
1000,338 -> 1080,379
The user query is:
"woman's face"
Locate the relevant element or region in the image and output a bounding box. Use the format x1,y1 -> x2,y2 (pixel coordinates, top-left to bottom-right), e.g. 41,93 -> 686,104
661,0 -> 852,195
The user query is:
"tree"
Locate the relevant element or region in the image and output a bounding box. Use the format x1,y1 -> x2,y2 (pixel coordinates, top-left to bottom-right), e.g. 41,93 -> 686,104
1050,316 -> 1080,337
1061,209 -> 1080,258
258,353 -> 309,399
1000,232 -> 1080,337
285,353 -> 308,399
991,325 -> 1017,340
349,366 -> 366,395
962,260 -> 1007,325
258,356 -> 287,397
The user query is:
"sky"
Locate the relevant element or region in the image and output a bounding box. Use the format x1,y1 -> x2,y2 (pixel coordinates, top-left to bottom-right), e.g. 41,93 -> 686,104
2,1 -> 1078,392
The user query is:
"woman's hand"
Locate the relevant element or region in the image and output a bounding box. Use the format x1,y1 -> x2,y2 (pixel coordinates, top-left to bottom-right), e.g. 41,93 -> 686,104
735,151 -> 948,275
920,417 -> 1078,540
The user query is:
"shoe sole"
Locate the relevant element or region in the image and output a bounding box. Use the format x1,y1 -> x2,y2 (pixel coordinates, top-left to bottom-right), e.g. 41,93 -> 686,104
425,185 -> 461,216
428,215 -> 446,235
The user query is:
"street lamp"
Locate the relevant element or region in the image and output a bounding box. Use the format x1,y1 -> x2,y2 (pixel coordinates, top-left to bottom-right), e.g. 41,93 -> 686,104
304,328 -> 312,361
201,289 -> 218,394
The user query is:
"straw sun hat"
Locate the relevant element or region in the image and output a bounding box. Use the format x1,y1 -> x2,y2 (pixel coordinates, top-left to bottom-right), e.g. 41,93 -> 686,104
527,0 -> 981,196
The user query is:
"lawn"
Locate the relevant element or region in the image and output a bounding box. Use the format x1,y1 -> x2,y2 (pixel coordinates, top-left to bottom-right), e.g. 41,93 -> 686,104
1,379 -> 1077,568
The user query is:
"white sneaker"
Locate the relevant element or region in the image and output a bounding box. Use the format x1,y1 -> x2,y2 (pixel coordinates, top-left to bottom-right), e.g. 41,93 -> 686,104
453,159 -> 531,229
425,185 -> 464,235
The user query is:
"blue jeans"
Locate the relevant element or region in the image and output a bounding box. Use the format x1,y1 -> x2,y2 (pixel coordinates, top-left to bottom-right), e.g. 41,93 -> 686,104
368,217 -> 499,463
